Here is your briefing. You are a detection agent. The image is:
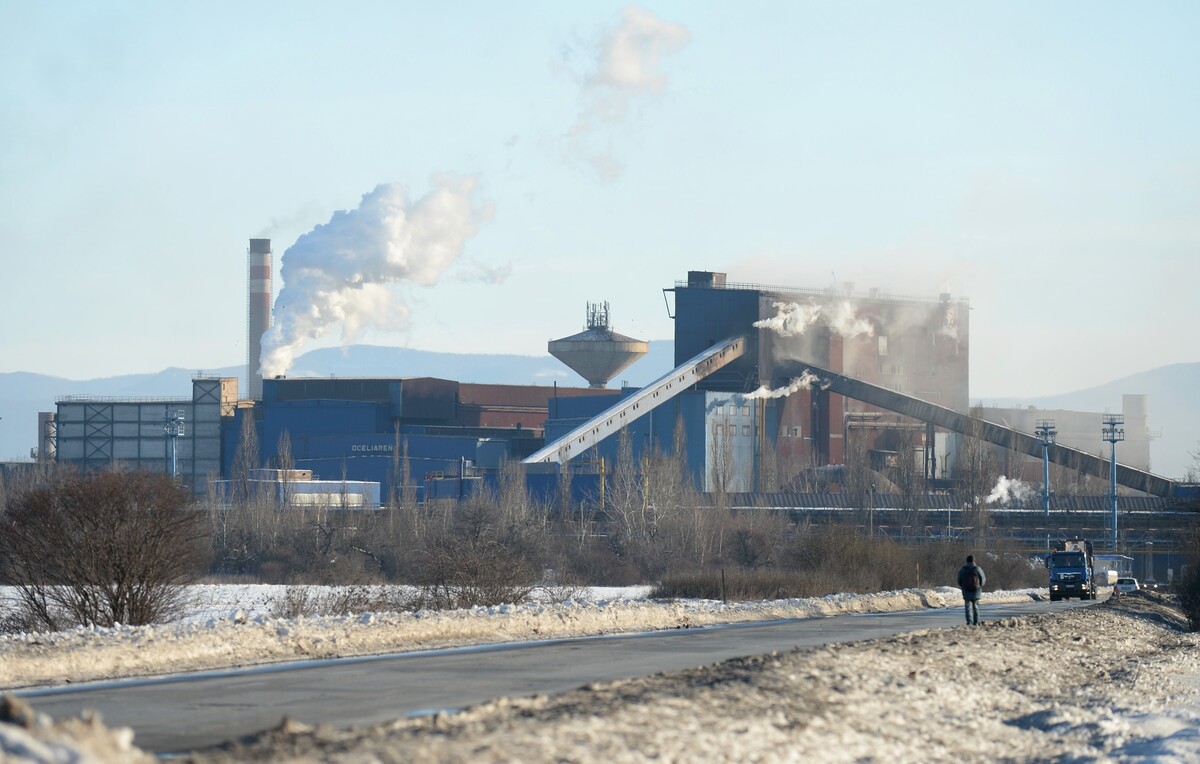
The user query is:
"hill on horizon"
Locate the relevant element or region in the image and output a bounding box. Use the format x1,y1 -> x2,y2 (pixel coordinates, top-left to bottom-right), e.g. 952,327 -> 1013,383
2,346 -> 1195,479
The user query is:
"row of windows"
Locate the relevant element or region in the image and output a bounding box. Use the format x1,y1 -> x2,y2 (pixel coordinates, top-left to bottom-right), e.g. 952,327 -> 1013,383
716,404 -> 754,418
712,424 -> 805,438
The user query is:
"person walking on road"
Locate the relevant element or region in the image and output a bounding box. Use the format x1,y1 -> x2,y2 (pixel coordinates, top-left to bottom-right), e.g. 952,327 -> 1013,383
957,555 -> 986,625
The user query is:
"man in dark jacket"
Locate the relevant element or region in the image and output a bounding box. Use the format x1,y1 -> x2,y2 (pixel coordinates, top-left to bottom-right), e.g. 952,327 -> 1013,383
957,555 -> 986,625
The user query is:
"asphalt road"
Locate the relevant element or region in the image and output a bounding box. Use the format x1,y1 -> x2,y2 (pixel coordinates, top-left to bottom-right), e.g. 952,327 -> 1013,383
16,598 -> 1092,755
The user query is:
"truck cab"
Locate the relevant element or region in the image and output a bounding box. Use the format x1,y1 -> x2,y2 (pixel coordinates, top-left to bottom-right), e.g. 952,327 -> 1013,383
1047,539 -> 1096,602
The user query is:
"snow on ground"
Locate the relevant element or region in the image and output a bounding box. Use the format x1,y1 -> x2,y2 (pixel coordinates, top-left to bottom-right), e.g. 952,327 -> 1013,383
3,587 -> 1200,762
0,584 -> 1031,690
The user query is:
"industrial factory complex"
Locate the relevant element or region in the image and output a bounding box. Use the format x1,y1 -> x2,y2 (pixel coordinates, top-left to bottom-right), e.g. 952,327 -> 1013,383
40,240 -> 1196,528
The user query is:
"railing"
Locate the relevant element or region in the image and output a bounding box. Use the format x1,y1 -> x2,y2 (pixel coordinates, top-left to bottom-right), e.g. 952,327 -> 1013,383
674,280 -> 968,306
56,395 -> 192,403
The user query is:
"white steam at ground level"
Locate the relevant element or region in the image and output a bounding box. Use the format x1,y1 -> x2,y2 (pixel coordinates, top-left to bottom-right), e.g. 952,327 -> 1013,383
260,177 -> 494,379
986,475 -> 1035,505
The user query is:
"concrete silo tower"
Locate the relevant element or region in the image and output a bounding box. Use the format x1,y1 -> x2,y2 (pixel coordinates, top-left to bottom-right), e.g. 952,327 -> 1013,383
248,238 -> 272,400
549,302 -> 648,388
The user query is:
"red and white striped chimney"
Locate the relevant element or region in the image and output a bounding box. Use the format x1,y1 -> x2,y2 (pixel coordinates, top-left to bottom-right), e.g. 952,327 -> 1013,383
247,238 -> 272,399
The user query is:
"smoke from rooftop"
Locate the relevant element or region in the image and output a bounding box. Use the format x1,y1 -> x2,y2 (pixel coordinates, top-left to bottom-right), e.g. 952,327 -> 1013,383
753,301 -> 875,338
260,176 -> 493,378
744,371 -> 828,400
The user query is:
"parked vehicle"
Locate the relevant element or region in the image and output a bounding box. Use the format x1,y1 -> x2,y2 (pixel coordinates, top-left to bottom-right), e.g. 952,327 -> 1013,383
1114,577 -> 1140,594
1046,538 -> 1097,601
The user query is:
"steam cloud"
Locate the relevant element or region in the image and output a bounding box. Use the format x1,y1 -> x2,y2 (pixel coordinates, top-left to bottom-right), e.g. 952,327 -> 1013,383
566,6 -> 690,179
985,475 -> 1034,505
753,301 -> 875,338
744,371 -> 829,400
260,176 -> 493,378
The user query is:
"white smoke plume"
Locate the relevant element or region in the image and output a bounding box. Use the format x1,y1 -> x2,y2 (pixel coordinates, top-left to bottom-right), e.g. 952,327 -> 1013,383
753,301 -> 822,336
828,301 -> 875,337
985,475 -> 1034,505
744,371 -> 828,400
565,6 -> 689,179
939,305 -> 960,340
260,176 -> 493,378
754,301 -> 874,338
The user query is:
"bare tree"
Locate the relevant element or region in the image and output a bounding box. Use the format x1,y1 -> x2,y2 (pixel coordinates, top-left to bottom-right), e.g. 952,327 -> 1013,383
231,409 -> 260,504
842,428 -> 874,514
890,427 -> 923,534
955,409 -> 1000,539
0,470 -> 208,630
708,418 -> 735,507
757,427 -> 780,493
1184,445 -> 1200,483
415,497 -> 537,609
276,430 -> 295,506
606,427 -> 648,564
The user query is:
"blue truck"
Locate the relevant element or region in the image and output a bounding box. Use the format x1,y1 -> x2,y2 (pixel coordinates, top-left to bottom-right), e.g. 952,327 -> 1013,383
1047,538 -> 1097,601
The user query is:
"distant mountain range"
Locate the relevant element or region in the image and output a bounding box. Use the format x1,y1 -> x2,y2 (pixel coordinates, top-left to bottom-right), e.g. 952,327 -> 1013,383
2,346 -> 1195,479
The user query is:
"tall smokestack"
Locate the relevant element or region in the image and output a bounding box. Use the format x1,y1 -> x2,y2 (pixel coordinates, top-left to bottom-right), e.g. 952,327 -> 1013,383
248,238 -> 272,400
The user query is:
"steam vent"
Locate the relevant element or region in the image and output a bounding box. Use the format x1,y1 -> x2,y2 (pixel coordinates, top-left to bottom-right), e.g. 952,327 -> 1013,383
549,302 -> 648,388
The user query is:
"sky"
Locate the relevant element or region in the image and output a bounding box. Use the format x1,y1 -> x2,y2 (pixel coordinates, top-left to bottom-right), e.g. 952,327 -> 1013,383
2,1 -> 1198,399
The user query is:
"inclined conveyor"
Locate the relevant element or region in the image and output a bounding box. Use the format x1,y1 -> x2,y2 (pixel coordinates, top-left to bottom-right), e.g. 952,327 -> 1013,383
523,334 -> 748,465
780,360 -> 1180,498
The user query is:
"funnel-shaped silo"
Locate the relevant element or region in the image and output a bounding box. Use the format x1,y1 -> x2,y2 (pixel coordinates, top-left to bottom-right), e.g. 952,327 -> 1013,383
549,302 -> 648,388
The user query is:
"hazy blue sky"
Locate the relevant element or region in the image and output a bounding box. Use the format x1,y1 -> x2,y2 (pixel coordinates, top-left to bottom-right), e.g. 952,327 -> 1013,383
2,1 -> 1197,399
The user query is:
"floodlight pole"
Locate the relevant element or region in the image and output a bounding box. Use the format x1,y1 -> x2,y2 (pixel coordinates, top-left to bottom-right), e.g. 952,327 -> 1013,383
1101,414 -> 1124,550
163,407 -> 186,478
1035,419 -> 1056,551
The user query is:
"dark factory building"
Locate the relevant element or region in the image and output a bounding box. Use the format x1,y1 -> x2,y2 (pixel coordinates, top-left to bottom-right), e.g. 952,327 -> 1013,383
49,258 -> 1184,508
222,377 -> 618,502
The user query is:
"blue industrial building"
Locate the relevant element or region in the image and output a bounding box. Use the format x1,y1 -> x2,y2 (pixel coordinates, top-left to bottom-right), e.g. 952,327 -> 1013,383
222,376 -> 617,504
213,269 -> 977,504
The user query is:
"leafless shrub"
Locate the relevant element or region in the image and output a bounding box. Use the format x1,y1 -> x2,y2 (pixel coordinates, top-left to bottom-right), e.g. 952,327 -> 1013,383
535,584 -> 590,604
412,498 -> 539,610
267,585 -> 419,619
0,470 -> 208,631
651,570 -> 824,601
1177,524 -> 1200,631
554,537 -> 642,586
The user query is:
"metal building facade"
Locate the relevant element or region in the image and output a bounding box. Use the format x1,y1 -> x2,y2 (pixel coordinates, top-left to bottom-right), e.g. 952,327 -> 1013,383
55,378 -> 237,494
225,377 -> 615,501
669,273 -> 969,476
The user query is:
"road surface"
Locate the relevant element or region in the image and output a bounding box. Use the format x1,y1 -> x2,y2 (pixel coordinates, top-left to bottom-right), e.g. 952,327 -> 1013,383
16,598 -> 1090,754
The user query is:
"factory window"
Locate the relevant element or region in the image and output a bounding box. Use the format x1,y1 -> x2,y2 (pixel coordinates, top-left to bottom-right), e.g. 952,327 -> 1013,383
742,425 -> 751,436
742,405 -> 751,417
879,336 -> 888,356
728,424 -> 737,436
789,426 -> 802,438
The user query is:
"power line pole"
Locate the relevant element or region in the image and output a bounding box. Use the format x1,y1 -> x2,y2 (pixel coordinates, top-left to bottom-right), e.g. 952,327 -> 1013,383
1102,414 -> 1125,550
1035,419 -> 1056,551
163,408 -> 186,479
